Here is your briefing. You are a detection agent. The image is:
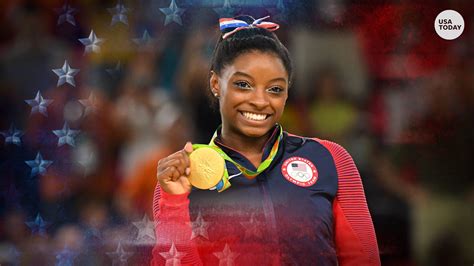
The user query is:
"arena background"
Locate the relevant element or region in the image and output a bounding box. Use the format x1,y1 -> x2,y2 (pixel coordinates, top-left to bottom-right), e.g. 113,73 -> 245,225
0,0 -> 473,265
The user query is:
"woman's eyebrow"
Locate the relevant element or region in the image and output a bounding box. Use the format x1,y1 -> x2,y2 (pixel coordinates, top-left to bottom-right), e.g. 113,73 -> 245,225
232,71 -> 287,83
232,71 -> 254,80
268,77 -> 288,83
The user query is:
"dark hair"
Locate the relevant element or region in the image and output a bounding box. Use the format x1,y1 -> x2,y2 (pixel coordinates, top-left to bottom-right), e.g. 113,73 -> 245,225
208,15 -> 293,105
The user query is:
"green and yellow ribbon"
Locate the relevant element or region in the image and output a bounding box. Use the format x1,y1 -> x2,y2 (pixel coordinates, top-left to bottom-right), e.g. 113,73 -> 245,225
192,125 -> 283,192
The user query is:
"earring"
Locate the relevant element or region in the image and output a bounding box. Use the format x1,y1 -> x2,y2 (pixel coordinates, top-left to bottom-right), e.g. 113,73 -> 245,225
213,92 -> 219,98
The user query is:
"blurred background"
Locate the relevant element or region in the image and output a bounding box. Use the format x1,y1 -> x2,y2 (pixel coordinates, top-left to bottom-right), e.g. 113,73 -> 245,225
0,0 -> 473,265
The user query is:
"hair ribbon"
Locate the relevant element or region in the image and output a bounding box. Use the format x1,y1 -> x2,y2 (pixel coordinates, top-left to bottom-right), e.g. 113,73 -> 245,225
219,16 -> 280,39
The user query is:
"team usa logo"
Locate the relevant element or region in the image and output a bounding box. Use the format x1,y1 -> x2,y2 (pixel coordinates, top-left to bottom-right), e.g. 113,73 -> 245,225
281,157 -> 318,187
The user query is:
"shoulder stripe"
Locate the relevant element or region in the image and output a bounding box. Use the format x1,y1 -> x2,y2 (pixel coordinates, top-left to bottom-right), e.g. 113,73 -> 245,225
317,139 -> 381,265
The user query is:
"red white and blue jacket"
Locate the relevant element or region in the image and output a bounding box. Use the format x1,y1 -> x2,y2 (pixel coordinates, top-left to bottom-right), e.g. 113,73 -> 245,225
151,126 -> 380,265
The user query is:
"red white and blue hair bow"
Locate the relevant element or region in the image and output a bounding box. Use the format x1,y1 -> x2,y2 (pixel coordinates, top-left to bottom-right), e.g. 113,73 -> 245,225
219,16 -> 280,39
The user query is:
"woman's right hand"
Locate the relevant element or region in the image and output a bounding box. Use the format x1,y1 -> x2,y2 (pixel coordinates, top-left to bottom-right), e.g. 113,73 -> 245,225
156,142 -> 193,195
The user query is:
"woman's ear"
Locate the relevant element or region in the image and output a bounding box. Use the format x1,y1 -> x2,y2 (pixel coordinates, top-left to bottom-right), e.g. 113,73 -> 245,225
209,71 -> 220,98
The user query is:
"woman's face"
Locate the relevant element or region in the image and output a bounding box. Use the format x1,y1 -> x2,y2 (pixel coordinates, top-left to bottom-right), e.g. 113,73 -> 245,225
210,51 -> 289,138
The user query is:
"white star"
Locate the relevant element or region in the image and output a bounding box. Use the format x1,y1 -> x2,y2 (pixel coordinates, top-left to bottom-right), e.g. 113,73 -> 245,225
55,3 -> 77,26
267,0 -> 288,22
83,226 -> 102,240
78,92 -> 97,116
191,211 -> 209,240
25,213 -> 50,236
106,242 -> 134,265
214,243 -> 239,266
5,245 -> 21,265
77,151 -> 97,177
276,0 -> 285,12
1,124 -> 23,146
108,2 -> 130,26
52,122 -> 80,147
25,90 -> 53,117
52,60 -> 80,87
55,246 -> 78,266
159,242 -> 186,266
133,30 -> 155,46
79,30 -> 105,54
132,214 -> 156,243
159,0 -> 185,26
214,0 -> 240,18
25,152 -> 53,177
106,61 -> 122,76
240,213 -> 262,239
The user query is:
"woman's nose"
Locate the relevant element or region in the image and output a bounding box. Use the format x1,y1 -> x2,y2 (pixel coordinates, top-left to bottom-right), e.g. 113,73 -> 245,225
248,88 -> 269,109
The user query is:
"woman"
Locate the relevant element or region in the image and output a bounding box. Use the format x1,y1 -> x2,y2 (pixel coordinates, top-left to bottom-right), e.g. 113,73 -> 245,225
152,15 -> 380,265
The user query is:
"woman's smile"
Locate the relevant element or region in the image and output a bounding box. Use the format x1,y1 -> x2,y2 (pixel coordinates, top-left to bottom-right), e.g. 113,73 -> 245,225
239,111 -> 271,122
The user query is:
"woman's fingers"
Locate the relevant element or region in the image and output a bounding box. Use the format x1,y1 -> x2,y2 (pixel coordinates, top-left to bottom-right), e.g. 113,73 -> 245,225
158,150 -> 188,169
159,166 -> 181,182
184,142 -> 193,153
183,142 -> 192,176
166,158 -> 187,177
156,142 -> 194,194
157,156 -> 190,181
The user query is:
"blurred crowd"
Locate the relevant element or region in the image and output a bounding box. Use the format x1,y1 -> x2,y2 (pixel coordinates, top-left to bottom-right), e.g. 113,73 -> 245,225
0,0 -> 473,265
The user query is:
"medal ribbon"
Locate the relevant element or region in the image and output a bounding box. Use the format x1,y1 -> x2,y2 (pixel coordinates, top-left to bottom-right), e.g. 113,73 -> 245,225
192,125 -> 283,192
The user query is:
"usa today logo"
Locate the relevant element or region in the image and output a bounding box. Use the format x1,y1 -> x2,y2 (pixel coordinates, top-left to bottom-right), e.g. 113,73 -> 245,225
435,10 -> 464,40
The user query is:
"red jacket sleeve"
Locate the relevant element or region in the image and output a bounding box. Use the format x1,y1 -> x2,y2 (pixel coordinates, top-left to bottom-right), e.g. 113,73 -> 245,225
151,184 -> 203,266
319,140 -> 381,266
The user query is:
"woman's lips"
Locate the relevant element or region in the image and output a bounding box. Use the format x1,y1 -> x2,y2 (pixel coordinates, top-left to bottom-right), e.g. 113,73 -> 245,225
239,111 -> 271,122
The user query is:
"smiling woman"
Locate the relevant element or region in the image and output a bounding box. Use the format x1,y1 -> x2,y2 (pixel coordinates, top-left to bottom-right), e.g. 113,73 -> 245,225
152,15 -> 380,265
210,51 -> 288,167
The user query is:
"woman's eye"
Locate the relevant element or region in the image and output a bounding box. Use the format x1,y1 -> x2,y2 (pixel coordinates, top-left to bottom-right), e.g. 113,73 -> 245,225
267,86 -> 284,94
233,81 -> 251,90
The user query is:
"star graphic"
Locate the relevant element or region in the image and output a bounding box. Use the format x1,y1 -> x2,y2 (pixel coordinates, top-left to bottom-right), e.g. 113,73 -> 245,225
79,92 -> 97,116
159,0 -> 185,26
108,2 -> 130,26
79,30 -> 105,54
52,60 -> 80,87
106,61 -> 123,76
55,246 -> 78,266
77,151 -> 96,176
25,90 -> 53,117
55,3 -> 77,26
25,213 -> 50,236
159,242 -> 186,266
52,122 -> 80,147
317,0 -> 344,24
191,211 -> 209,240
214,243 -> 239,266
25,152 -> 53,177
133,30 -> 155,46
240,213 -> 263,239
132,214 -> 156,243
83,226 -> 102,241
106,242 -> 134,265
267,0 -> 288,22
275,0 -> 286,13
214,0 -> 240,18
5,245 -> 21,266
1,124 -> 23,146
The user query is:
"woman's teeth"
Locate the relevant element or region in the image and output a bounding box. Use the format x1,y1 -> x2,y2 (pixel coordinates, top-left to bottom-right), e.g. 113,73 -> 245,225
242,112 -> 267,121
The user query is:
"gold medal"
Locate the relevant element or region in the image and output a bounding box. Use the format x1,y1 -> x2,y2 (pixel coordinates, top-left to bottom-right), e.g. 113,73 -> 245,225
188,147 -> 225,189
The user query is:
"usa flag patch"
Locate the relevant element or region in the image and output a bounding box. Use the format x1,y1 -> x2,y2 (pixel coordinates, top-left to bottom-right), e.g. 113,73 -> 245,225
281,156 -> 318,187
